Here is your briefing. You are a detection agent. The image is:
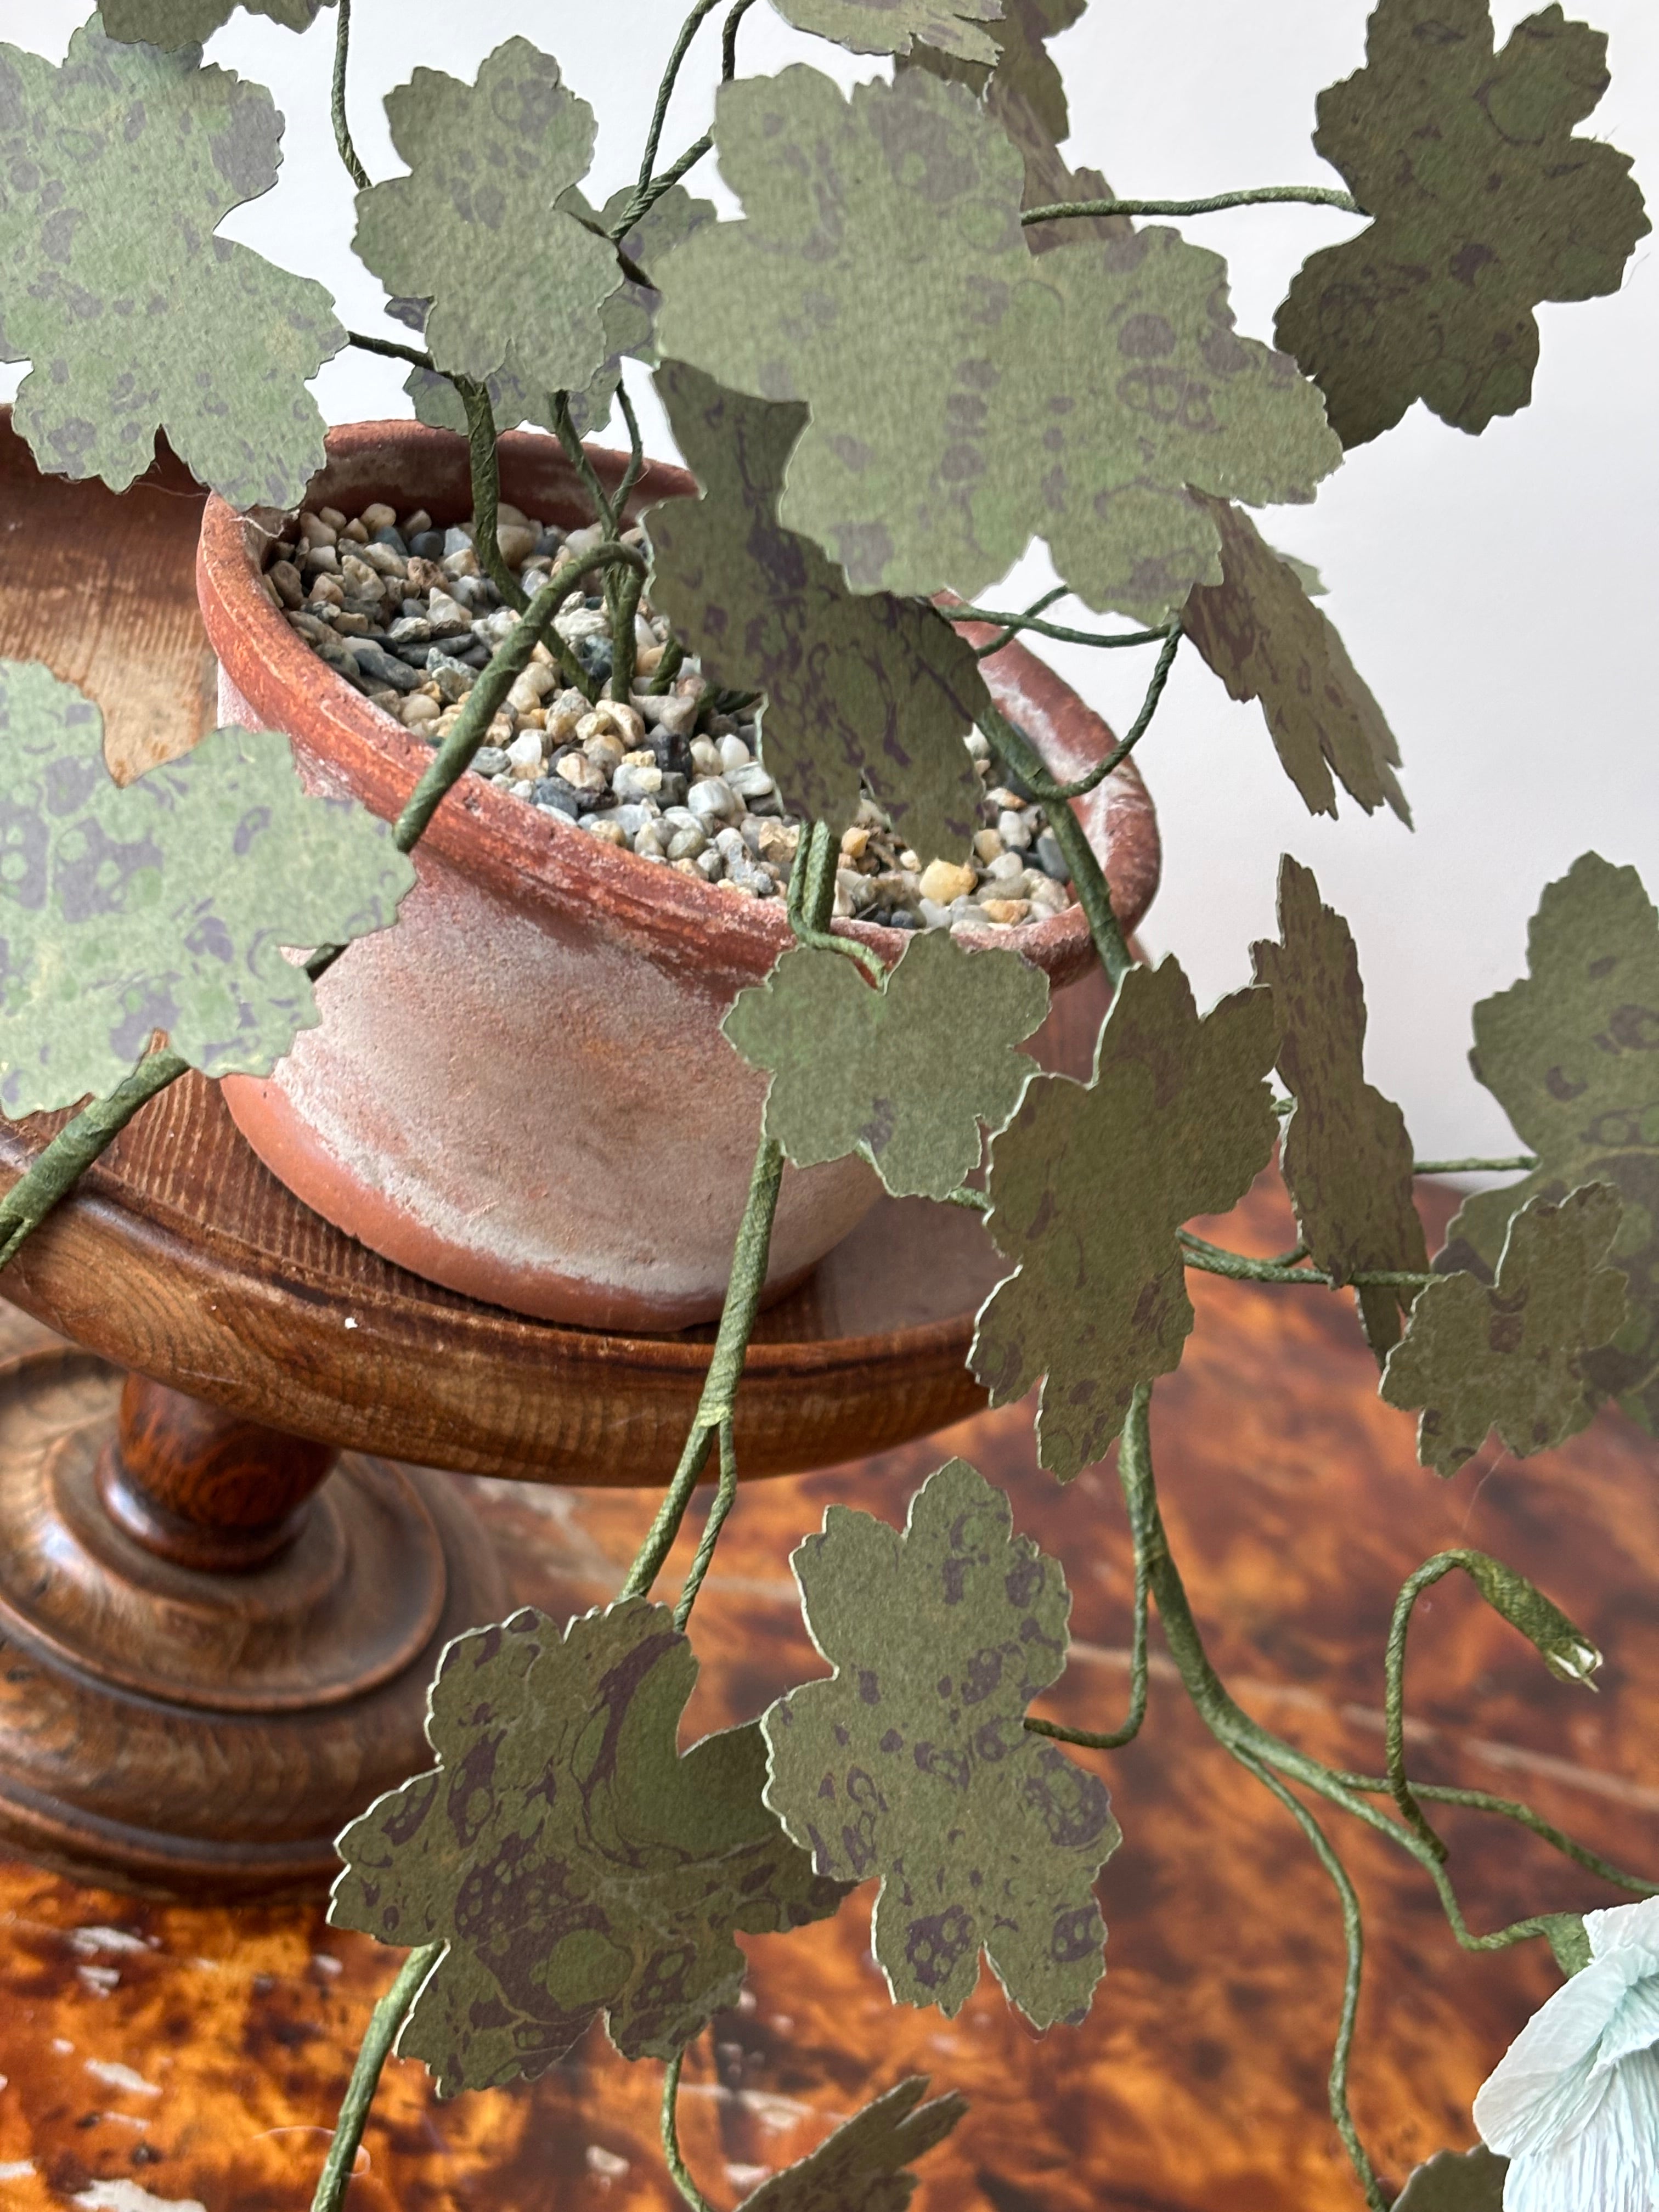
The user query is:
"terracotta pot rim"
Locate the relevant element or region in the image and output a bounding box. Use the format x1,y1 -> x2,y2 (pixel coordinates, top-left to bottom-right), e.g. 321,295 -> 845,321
195,417 -> 1158,987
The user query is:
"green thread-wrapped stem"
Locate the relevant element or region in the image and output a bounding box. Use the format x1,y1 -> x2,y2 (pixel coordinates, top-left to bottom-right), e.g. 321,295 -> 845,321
661,2047 -> 719,2212
1021,187 -> 1364,223
786,821 -> 885,983
1412,1155 -> 1538,1176
634,0 -> 725,211
311,1940 -> 441,2212
345,327 -> 432,372
980,701 -> 1132,988
330,0 -> 370,193
453,376 -> 528,614
1330,1774 -> 1655,1898
675,1421 -> 739,1631
1234,1752 -> 1386,2212
620,1131 -> 786,1602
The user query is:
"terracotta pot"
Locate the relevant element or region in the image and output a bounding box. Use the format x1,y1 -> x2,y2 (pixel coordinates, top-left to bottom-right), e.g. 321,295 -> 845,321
200,421 -> 1160,1331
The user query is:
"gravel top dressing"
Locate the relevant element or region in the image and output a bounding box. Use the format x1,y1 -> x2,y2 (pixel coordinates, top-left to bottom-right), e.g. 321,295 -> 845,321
263,497 -> 1078,929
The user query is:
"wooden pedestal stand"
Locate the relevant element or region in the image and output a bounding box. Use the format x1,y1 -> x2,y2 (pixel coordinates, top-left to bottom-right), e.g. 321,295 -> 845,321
0,1075 -> 1002,1898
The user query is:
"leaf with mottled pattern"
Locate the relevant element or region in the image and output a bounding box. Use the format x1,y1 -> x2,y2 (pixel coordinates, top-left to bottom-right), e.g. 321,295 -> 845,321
1184,499 -> 1408,823
102,0 -> 331,42
330,1600 -> 845,2098
403,185 -> 714,439
647,363 -> 988,857
724,933 -> 1048,1201
769,0 -> 1002,64
1384,1185 -> 1627,1475
763,1459 -> 1120,2025
1440,854 -> 1659,1432
0,663 -> 414,1119
1390,1182 -> 1631,1474
971,958 -> 1279,1479
0,19 -> 343,507
1276,0 -> 1649,447
1392,2146 -> 1509,2209
353,39 -> 622,393
1251,856 -> 1426,1355
654,67 -> 1340,620
737,2077 -> 968,2211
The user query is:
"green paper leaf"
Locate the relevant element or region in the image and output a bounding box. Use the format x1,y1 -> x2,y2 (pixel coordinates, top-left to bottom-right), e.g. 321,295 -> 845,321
654,67 -> 1341,620
1382,1184 -> 1628,1475
972,957 -> 1279,1479
1392,2146 -> 1509,2210
404,185 -> 714,439
901,0 -> 1124,247
1275,0 -> 1650,448
763,1459 -> 1120,2025
0,662 -> 415,1120
330,1600 -> 845,2097
101,0 -> 330,42
1251,856 -> 1426,1356
1182,498 -> 1408,823
769,0 -> 1002,63
737,2076 -> 968,2211
724,933 -> 1049,1201
1441,854 -> 1659,1431
646,363 -> 989,857
353,38 -> 622,393
0,18 -> 343,508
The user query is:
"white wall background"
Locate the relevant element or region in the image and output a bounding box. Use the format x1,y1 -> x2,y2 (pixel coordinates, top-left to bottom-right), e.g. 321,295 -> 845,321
7,1 -> 1655,1160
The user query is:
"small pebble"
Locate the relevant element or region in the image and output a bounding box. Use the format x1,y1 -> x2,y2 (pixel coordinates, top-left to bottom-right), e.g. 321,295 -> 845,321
687,776 -> 738,827
557,752 -> 607,795
918,859 -> 977,906
980,898 -> 1032,927
1035,831 -> 1068,880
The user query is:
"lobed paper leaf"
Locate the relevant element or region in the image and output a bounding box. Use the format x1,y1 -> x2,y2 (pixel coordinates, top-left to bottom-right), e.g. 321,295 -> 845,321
403,185 -> 714,440
1275,0 -> 1650,448
1441,854 -> 1659,1431
101,0 -> 331,42
900,0 -> 1121,242
1182,498 -> 1408,823
654,67 -> 1341,621
770,0 -> 1002,64
763,1459 -> 1119,2025
330,1600 -> 845,2098
0,18 -> 343,509
1392,2146 -> 1509,2210
647,363 -> 989,857
353,39 -> 622,393
737,2076 -> 968,2211
1251,856 -> 1426,1356
972,958 -> 1279,1479
1383,1184 -> 1628,1475
724,933 -> 1049,1201
0,662 -> 415,1120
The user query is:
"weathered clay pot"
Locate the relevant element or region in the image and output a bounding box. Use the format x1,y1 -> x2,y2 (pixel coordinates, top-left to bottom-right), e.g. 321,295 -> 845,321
201,422 -> 1160,1331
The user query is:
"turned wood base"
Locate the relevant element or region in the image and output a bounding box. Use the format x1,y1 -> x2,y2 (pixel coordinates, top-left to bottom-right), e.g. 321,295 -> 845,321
0,1341 -> 504,1899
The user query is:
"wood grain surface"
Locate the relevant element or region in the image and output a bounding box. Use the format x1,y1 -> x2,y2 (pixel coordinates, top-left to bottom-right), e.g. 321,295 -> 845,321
0,421 -> 214,782
0,1173 -> 1652,2211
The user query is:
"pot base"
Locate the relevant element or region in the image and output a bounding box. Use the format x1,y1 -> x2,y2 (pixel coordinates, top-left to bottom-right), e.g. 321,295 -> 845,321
222,1065 -> 829,1332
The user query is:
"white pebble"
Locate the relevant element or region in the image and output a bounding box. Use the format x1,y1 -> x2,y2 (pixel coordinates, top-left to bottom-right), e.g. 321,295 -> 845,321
998,809 -> 1032,851
717,733 -> 752,772
667,827 -> 706,861
727,762 -> 775,800
689,737 -> 721,774
614,755 -> 663,803
506,732 -> 544,770
687,777 -> 738,826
